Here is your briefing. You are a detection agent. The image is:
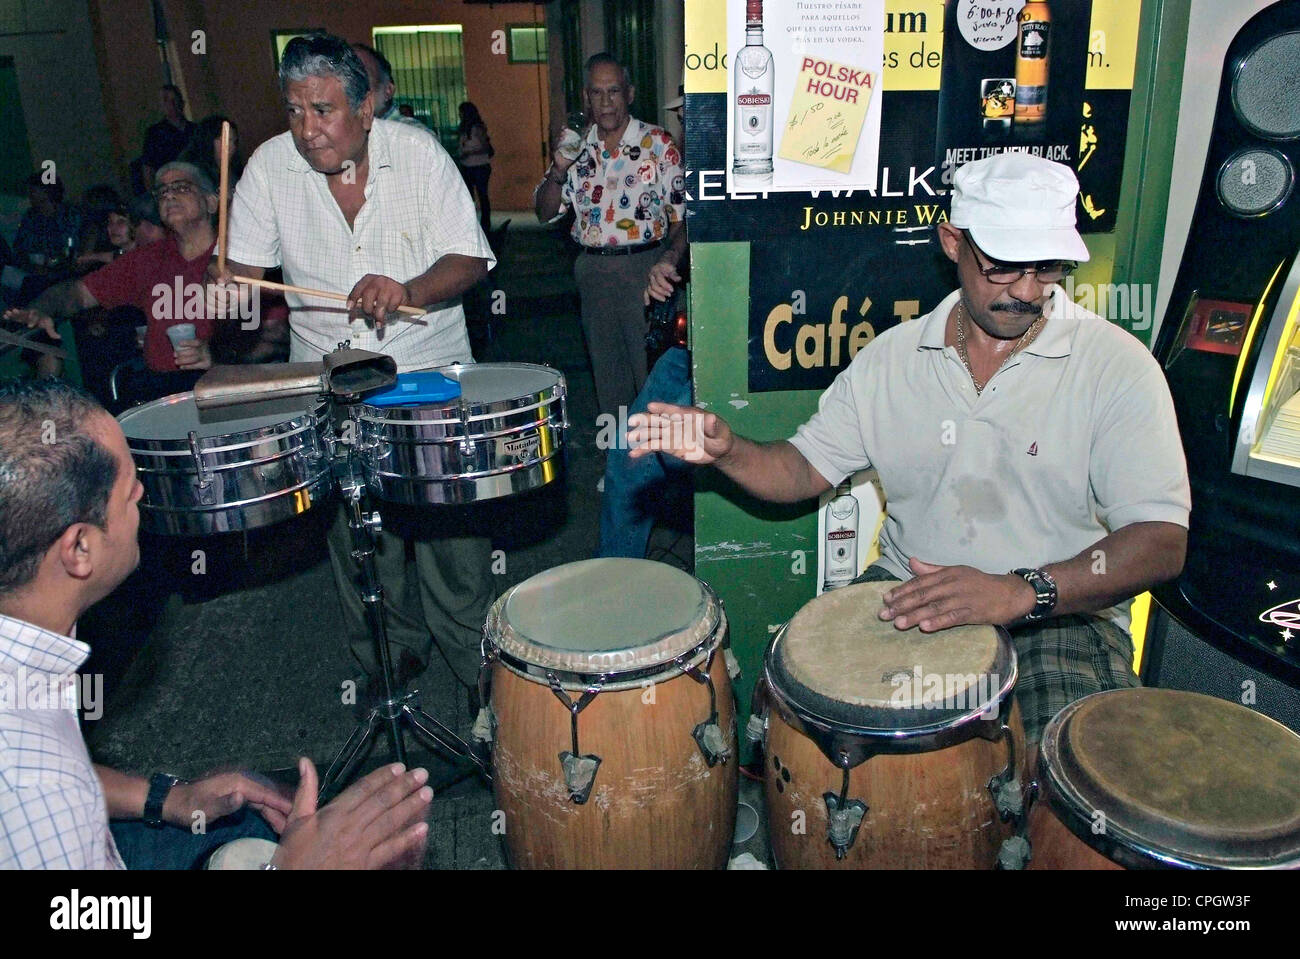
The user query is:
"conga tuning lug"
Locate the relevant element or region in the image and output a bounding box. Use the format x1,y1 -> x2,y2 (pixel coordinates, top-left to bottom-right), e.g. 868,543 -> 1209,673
692,719 -> 731,766
559,751 -> 601,804
823,793 -> 868,860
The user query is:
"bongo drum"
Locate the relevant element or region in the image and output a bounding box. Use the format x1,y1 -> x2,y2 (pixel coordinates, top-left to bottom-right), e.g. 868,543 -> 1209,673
204,837 -> 279,869
763,581 -> 1025,869
1027,688 -> 1300,869
483,558 -> 738,869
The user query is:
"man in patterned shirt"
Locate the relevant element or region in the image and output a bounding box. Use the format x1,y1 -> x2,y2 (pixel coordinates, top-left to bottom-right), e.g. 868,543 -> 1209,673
0,380 -> 432,868
211,33 -> 497,694
535,53 -> 687,429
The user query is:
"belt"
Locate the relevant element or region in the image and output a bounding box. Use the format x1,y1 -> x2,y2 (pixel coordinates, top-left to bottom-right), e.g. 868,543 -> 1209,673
581,240 -> 661,256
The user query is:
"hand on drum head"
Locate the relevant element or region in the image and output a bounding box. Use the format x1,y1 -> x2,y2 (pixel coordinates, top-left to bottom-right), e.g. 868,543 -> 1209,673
879,558 -> 1038,632
627,402 -> 734,465
271,758 -> 432,870
347,274 -> 410,329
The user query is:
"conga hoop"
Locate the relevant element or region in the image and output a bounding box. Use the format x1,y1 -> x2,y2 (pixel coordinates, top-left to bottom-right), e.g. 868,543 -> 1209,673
1036,689 -> 1300,870
487,624 -> 724,693
763,621 -> 1018,768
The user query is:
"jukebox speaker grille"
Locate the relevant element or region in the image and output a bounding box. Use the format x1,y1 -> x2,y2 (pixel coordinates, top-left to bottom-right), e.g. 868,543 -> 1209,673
1231,30 -> 1300,139
1217,147 -> 1294,216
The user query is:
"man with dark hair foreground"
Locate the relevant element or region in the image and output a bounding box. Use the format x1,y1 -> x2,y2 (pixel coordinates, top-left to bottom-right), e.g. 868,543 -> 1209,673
0,380 -> 432,869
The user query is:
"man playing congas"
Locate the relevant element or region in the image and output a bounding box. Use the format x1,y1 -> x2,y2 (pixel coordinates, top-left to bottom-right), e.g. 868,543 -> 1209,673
629,153 -> 1191,756
209,33 -> 497,693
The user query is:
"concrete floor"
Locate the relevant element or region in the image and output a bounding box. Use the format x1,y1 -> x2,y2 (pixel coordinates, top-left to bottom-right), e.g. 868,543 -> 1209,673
81,215 -> 771,869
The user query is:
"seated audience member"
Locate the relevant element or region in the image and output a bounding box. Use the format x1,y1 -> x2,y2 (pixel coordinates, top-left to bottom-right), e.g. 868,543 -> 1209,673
12,173 -> 81,300
129,192 -> 168,248
3,162 -> 219,396
76,202 -> 136,272
0,379 -> 433,869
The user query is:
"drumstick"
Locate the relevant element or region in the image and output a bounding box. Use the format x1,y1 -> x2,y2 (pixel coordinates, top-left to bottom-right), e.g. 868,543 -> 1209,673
218,121 -> 231,276
231,274 -> 427,319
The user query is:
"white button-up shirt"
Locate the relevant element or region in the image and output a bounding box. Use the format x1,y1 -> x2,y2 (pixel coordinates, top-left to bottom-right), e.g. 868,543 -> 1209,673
0,613 -> 123,869
228,118 -> 496,372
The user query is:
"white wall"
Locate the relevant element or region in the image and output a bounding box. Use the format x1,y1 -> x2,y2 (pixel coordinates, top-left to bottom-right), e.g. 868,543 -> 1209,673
1154,0 -> 1278,337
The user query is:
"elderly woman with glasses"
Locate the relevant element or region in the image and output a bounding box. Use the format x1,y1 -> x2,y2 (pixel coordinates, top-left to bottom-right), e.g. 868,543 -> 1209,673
3,162 -> 219,398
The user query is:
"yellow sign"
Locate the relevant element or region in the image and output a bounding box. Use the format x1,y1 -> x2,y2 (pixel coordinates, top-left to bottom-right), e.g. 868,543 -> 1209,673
685,0 -> 727,93
883,0 -> 947,91
1086,0 -> 1141,89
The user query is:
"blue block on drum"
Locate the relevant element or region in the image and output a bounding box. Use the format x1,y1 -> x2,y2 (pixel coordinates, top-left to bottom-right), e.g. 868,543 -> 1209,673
363,370 -> 462,406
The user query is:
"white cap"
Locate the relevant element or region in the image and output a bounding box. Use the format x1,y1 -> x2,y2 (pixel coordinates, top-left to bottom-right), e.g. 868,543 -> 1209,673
949,153 -> 1089,263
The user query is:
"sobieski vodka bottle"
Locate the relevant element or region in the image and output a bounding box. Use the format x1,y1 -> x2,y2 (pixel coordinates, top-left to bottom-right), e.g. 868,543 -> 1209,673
823,480 -> 859,591
733,0 -> 774,178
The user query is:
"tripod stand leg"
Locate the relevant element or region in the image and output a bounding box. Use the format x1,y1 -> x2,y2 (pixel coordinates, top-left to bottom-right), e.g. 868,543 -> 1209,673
404,705 -> 494,783
320,708 -> 382,799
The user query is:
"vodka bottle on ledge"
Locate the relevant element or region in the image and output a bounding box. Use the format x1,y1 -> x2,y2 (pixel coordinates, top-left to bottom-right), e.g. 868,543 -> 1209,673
733,0 -> 774,179
823,480 -> 859,591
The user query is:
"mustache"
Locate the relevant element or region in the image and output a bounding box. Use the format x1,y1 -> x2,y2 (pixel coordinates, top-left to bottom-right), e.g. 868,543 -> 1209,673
991,301 -> 1042,315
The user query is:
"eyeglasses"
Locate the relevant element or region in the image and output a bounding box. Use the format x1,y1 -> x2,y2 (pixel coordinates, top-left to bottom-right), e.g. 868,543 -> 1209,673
962,231 -> 1075,285
152,180 -> 199,201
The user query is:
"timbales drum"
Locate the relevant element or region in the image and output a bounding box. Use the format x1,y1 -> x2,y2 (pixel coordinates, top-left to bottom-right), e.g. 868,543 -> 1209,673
1027,687 -> 1300,869
762,581 -> 1025,869
355,363 -> 566,505
118,392 -> 331,535
483,558 -> 738,869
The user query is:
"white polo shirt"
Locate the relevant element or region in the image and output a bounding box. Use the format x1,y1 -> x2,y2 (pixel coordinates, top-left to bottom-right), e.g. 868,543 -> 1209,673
790,288 -> 1191,630
228,118 -> 496,372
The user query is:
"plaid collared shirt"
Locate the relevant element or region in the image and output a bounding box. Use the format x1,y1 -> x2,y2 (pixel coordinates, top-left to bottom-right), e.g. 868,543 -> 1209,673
227,117 -> 496,373
0,613 -> 123,869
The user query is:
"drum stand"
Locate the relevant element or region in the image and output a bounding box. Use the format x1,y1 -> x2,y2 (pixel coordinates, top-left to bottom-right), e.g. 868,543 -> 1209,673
319,466 -> 493,798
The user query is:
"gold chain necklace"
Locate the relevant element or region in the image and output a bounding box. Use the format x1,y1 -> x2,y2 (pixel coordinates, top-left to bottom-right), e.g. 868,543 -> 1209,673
955,301 -> 1045,395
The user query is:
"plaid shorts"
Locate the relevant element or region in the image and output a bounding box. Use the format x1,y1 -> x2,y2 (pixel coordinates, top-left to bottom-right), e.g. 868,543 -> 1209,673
851,566 -> 1138,743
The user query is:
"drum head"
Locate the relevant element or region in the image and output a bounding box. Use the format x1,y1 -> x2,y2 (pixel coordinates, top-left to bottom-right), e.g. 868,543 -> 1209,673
488,559 -> 720,677
1044,688 -> 1300,868
449,363 -> 560,404
769,581 -> 1014,732
118,392 -> 316,442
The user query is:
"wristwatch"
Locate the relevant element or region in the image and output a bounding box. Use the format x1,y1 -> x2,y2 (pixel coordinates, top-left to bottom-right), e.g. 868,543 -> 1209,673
143,773 -> 182,829
1011,568 -> 1058,623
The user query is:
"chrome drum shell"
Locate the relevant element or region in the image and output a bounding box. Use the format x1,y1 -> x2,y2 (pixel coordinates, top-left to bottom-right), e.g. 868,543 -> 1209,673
355,362 -> 567,505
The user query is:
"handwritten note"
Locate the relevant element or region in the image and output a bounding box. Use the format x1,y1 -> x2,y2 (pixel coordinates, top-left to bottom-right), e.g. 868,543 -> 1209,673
779,56 -> 878,173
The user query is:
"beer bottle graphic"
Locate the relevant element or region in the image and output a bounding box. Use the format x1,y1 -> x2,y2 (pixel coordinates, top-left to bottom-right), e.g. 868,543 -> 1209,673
823,480 -> 859,591
1014,1 -> 1051,132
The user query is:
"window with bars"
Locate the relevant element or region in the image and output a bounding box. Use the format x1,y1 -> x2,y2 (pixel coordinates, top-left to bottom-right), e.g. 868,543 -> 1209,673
373,26 -> 467,155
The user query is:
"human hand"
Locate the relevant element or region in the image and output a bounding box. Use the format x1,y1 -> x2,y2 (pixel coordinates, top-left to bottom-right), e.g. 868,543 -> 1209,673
272,758 -> 432,870
3,308 -> 60,340
626,402 -> 735,465
173,339 -> 212,370
644,259 -> 681,305
163,771 -> 295,833
205,260 -> 244,320
878,558 -> 1038,631
347,274 -> 410,328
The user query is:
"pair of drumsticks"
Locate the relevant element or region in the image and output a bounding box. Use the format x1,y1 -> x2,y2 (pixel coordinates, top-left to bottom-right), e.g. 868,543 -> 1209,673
215,121 -> 425,319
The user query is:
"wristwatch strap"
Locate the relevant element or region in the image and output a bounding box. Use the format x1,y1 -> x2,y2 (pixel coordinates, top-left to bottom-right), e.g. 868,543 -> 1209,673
1011,567 -> 1058,623
143,773 -> 181,828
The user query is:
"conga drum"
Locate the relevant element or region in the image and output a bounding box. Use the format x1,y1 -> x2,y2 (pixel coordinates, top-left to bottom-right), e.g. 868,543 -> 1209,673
1027,688 -> 1300,869
484,558 -> 738,869
763,581 -> 1025,869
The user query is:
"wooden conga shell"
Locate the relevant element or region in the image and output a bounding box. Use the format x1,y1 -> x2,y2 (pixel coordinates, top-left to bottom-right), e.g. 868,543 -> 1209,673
766,700 -> 1024,869
1026,800 -> 1121,870
492,651 -> 737,869
762,582 -> 1024,870
485,559 -> 738,870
